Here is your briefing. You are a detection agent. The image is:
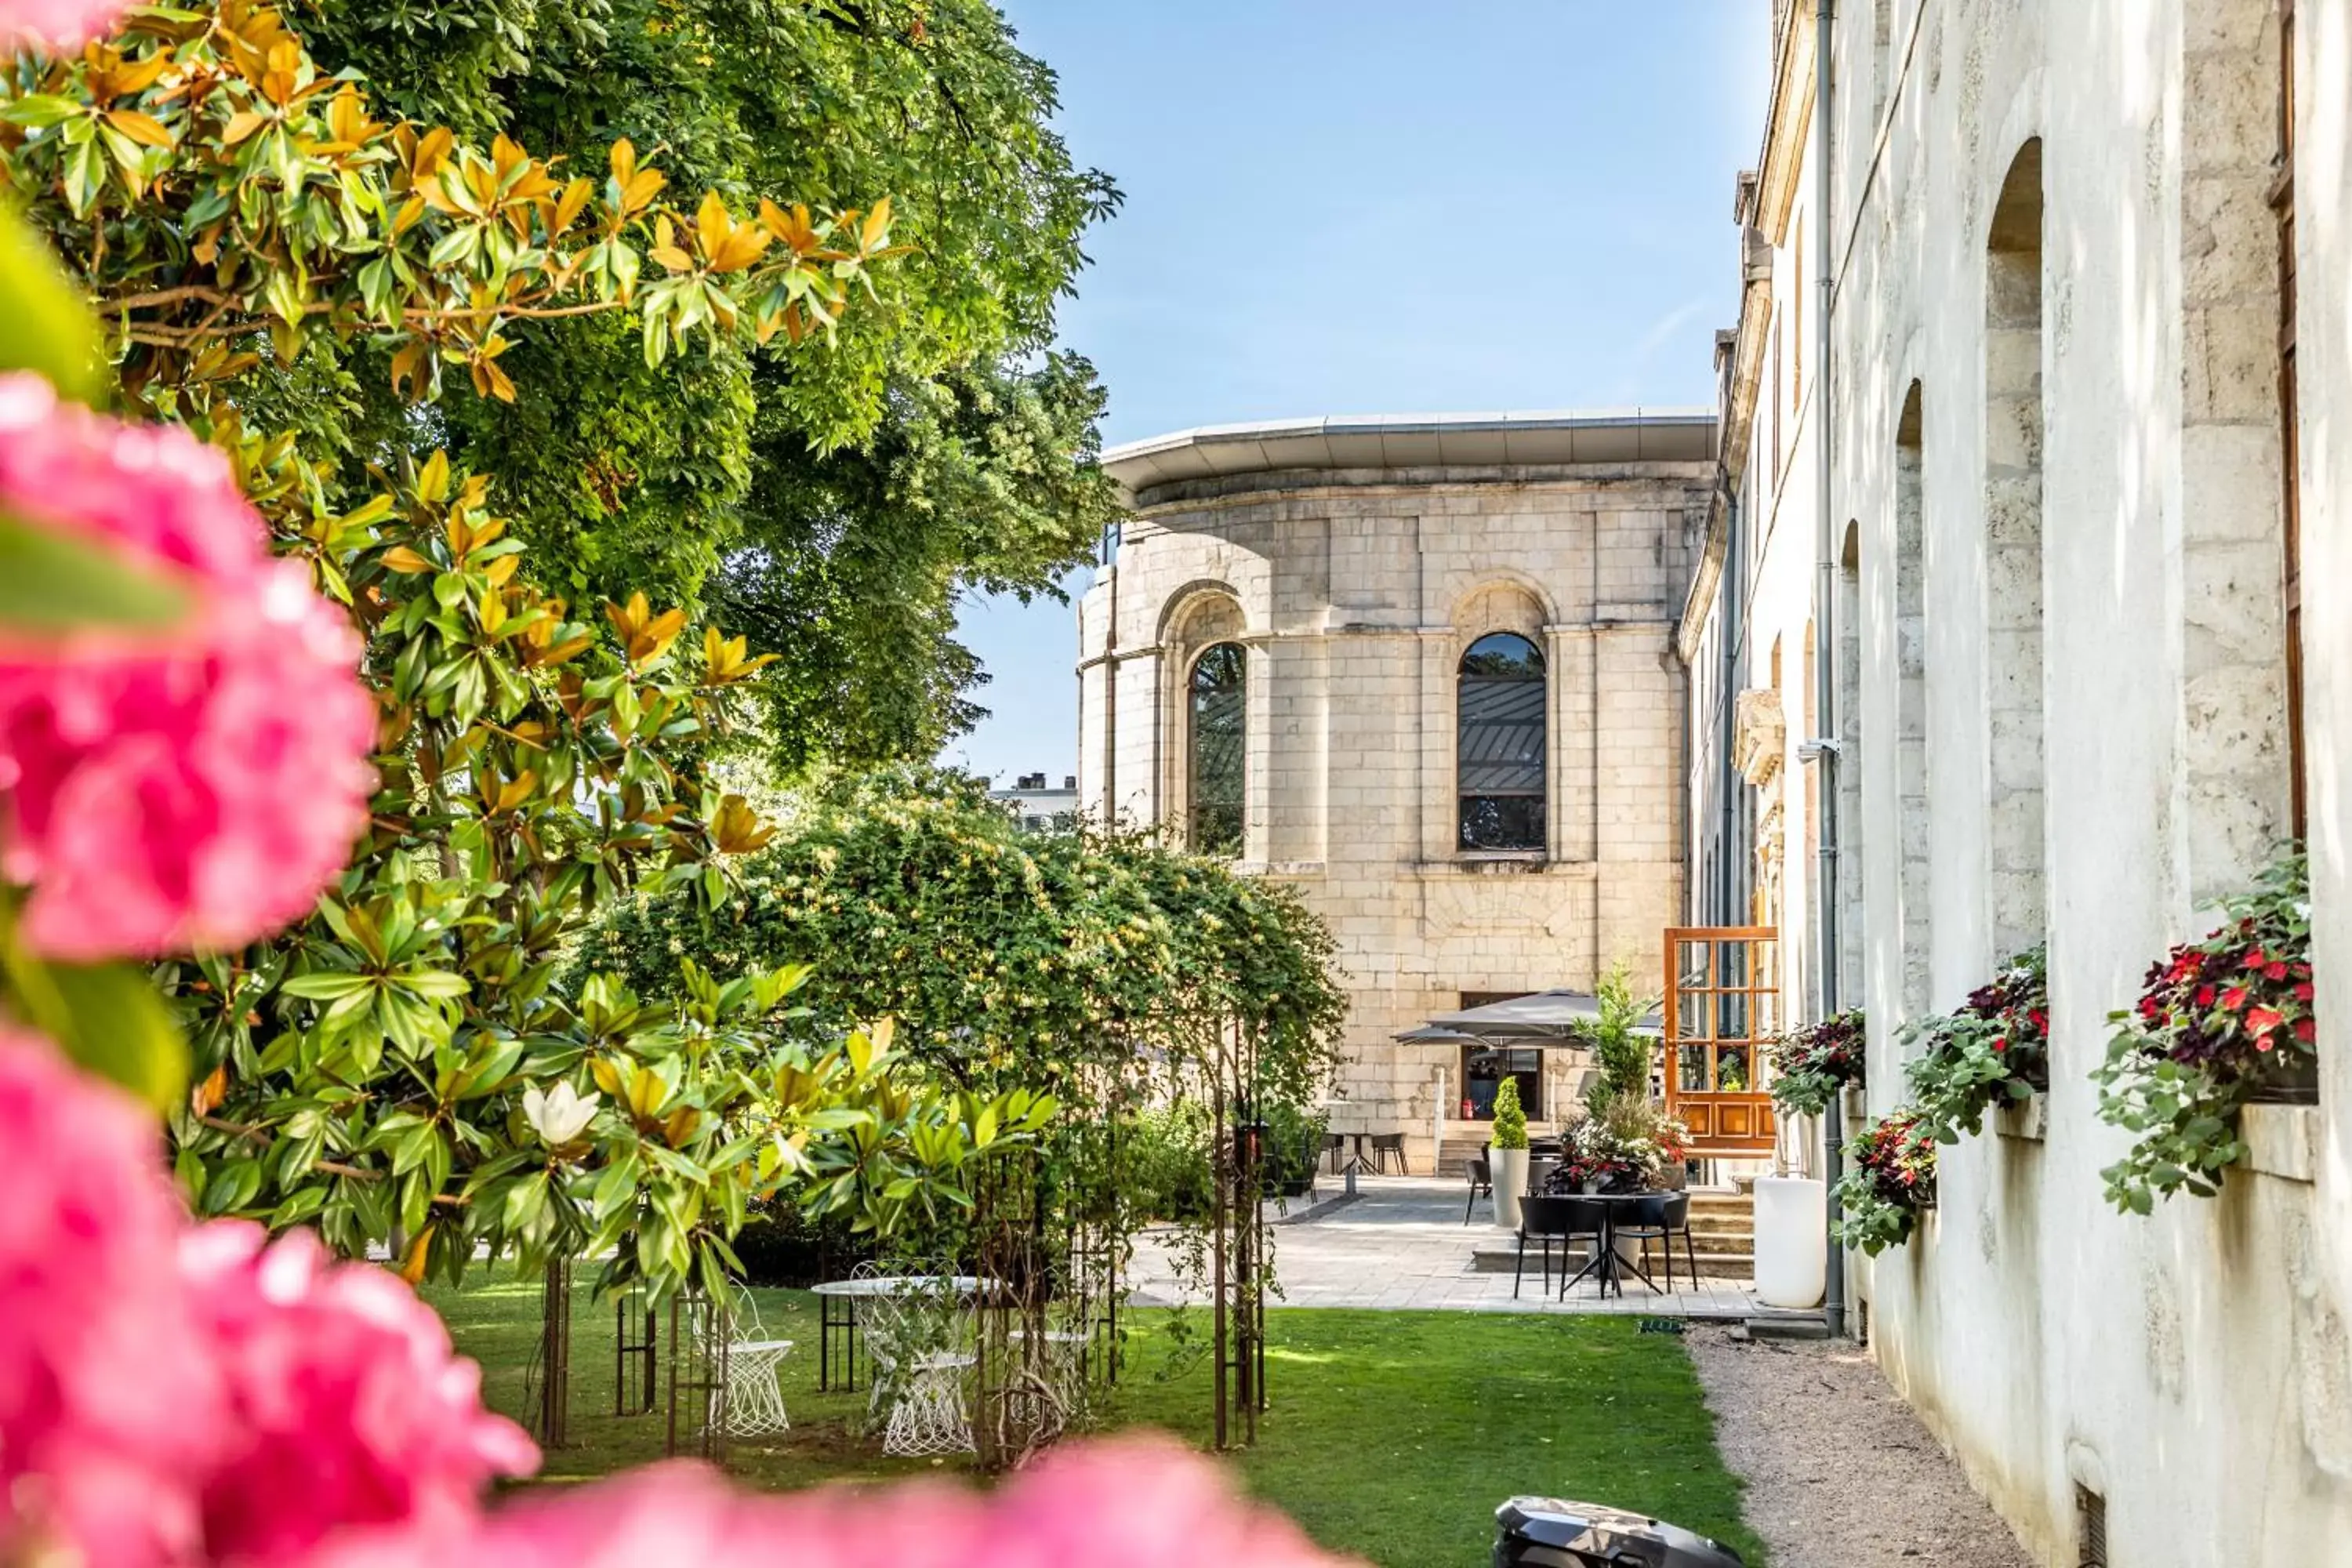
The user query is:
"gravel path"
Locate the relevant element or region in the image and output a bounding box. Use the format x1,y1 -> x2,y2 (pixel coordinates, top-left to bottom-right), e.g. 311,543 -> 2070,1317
1685,1327 -> 2035,1568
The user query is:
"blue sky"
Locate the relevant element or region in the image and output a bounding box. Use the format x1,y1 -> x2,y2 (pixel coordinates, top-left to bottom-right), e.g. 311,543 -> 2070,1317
938,2 -> 1771,785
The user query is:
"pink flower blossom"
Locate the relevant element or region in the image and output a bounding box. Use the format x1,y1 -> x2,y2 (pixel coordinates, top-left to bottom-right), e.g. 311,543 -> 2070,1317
0,0 -> 125,49
0,373 -> 375,959
0,1029 -> 218,1567
177,1223 -> 537,1565
314,1436 -> 1356,1568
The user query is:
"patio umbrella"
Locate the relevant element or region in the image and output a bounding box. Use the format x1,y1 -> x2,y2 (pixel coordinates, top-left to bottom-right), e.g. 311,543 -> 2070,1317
1410,989 -> 1663,1044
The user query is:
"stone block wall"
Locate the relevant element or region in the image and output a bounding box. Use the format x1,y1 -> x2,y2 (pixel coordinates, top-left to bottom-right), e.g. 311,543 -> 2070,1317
1077,457 -> 1705,1156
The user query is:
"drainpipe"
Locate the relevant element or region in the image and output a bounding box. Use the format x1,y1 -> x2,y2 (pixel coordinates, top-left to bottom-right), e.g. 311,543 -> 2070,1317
1811,0 -> 1847,1341
1719,485 -> 1741,927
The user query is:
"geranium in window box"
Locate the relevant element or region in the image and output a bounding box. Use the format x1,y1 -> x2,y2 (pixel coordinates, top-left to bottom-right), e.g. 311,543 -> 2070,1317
2095,850 -> 2314,1212
1767,1009 -> 1866,1118
1829,1107 -> 1937,1254
1904,947 -> 2049,1142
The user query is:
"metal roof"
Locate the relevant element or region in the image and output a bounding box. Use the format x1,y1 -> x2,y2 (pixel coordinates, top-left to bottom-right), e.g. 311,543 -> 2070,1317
1102,409 -> 1717,500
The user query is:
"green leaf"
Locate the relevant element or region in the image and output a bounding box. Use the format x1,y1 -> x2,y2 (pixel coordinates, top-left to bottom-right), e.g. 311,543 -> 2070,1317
0,205 -> 102,402
0,510 -> 190,636
40,960 -> 189,1112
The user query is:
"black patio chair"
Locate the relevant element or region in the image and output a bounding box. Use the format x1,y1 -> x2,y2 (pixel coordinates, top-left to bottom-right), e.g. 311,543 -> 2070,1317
1319,1132 -> 1348,1173
1614,1191 -> 1699,1291
1554,1196 -> 1618,1298
1369,1131 -> 1409,1174
1462,1154 -> 1492,1224
1514,1194 -> 1580,1299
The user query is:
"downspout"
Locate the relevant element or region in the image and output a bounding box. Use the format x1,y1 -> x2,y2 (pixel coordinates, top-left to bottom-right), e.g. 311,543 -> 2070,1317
1811,0 -> 1847,1341
1719,485 -> 1741,926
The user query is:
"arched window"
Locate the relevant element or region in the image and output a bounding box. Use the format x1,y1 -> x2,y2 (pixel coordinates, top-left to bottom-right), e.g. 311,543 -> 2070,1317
1457,632 -> 1546,851
1189,642 -> 1246,855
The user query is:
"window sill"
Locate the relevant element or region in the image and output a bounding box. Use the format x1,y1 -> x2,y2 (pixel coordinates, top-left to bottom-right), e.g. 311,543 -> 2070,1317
1452,852 -> 1548,873
2242,1102 -> 2320,1185
1994,1093 -> 2048,1142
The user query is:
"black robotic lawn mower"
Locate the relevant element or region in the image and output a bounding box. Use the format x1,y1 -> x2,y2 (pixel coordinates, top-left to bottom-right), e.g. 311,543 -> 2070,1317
1492,1497 -> 1748,1568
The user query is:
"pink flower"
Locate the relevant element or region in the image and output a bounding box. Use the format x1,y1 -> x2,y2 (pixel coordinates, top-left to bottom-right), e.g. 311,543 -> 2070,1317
0,373 -> 375,959
0,1029 -> 219,1567
314,1436 -> 1355,1568
0,0 -> 125,49
177,1223 -> 537,1565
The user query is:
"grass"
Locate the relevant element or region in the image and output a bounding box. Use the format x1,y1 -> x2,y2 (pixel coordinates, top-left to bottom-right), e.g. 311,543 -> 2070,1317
426,1269 -> 1765,1567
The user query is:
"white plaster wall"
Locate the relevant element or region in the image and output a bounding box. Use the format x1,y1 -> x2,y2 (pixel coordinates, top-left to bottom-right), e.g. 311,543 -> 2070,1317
1077,463 -> 1704,1151
1700,0 -> 2352,1561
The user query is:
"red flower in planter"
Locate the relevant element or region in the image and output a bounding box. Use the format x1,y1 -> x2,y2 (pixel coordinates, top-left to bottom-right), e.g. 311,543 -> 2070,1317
2295,1019 -> 2316,1043
2220,987 -> 2249,1011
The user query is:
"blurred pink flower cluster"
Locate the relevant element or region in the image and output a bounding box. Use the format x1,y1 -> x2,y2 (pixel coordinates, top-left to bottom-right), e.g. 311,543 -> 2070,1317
0,374 -> 376,959
2,1032 -> 1356,1568
0,0 -> 123,49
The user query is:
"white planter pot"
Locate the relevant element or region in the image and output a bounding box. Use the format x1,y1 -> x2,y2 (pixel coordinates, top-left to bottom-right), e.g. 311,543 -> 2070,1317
1754,1174 -> 1827,1308
1490,1147 -> 1530,1230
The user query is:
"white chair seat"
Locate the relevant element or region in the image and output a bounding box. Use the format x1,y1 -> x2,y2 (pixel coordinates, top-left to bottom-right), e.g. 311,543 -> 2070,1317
733,1337 -> 795,1355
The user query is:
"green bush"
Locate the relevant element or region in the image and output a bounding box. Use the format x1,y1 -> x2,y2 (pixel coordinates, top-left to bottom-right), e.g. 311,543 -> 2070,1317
1120,1104 -> 1217,1224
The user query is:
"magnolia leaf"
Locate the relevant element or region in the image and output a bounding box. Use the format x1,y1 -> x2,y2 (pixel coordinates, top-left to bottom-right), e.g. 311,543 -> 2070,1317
0,205 -> 102,402
40,960 -> 189,1112
0,510 -> 190,635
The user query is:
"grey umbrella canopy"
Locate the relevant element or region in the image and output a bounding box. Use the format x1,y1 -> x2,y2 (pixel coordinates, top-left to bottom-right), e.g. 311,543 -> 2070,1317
1399,989 -> 1664,1044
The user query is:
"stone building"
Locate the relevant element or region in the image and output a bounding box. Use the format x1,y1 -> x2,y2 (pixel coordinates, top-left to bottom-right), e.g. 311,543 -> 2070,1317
1076,413 -> 1711,1160
1682,0 -> 2352,1561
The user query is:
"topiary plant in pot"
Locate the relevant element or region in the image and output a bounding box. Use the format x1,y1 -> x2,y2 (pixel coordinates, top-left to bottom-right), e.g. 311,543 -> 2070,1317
1488,1076 -> 1531,1230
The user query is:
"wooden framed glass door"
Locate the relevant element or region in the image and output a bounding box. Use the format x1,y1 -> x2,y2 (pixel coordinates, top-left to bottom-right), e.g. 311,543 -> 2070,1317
1663,927 -> 1780,1155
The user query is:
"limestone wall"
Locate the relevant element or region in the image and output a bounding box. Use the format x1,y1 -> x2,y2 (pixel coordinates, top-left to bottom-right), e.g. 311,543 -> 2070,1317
1690,0 -> 2352,1560
1078,459 -> 1704,1152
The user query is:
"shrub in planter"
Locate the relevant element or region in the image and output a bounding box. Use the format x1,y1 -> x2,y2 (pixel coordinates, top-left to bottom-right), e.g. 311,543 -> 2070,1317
2095,850 -> 2314,1212
1552,1095 -> 1690,1192
1490,1076 -> 1529,1150
1768,1009 -> 1866,1117
1904,947 -> 2049,1141
1830,1108 -> 1938,1254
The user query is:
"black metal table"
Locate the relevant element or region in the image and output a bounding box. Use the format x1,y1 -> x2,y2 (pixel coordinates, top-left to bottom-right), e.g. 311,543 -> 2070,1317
1563,1192 -> 1663,1300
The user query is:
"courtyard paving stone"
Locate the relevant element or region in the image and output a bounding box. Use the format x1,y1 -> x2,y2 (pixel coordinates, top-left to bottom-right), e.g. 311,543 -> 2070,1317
1133,1176 -> 1762,1319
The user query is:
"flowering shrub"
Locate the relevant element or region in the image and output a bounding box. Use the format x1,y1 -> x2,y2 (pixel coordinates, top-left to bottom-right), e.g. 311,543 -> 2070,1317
1903,947 -> 2048,1142
1766,1009 -> 1865,1117
2094,850 -> 2314,1212
0,375 -> 375,960
1829,1108 -> 1937,1254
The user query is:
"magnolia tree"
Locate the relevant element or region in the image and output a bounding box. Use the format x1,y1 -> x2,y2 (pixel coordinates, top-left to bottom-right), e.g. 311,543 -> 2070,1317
0,3 -> 1359,1566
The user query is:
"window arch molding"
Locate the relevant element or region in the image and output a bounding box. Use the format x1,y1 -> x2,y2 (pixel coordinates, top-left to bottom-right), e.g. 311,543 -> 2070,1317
1456,630 -> 1548,852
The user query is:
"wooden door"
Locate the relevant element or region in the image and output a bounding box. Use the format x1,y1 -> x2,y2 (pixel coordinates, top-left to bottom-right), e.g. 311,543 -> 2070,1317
1662,927 -> 1780,1156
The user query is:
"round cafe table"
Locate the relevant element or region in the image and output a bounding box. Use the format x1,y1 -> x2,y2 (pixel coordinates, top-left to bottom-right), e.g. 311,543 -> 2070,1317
1561,1192 -> 1663,1300
811,1274 -> 998,1392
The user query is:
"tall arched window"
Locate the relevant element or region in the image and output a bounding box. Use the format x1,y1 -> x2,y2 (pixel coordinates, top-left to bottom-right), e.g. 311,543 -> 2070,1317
1457,632 -> 1546,851
1189,642 -> 1246,855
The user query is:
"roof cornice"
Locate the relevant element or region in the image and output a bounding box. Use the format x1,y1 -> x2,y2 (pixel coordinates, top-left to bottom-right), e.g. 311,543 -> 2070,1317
1102,409 -> 1718,503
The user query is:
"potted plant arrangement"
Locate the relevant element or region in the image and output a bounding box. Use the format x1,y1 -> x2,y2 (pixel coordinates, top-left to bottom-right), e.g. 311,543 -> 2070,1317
1559,1093 -> 1688,1194
1904,947 -> 2048,1142
1488,1076 -> 1531,1229
1757,1010 -> 1863,1308
1830,1107 -> 1939,1254
2096,849 -> 2314,1212
1767,1009 -> 1867,1120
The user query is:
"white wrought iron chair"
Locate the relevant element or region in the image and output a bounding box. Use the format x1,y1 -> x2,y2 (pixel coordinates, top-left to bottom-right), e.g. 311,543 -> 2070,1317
857,1261 -> 975,1457
1007,1307 -> 1093,1431
700,1280 -> 794,1438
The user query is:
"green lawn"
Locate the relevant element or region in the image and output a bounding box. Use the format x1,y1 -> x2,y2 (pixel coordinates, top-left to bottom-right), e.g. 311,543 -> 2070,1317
426,1269 -> 1764,1567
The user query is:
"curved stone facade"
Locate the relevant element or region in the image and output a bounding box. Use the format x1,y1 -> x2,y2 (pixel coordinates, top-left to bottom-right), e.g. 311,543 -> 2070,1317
1077,413 -> 1713,1158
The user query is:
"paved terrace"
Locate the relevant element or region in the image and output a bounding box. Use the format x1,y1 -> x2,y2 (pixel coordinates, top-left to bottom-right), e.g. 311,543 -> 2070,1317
1130,1176 -> 1761,1319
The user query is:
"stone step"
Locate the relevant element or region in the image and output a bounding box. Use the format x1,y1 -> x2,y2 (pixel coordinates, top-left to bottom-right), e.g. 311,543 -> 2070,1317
1468,1243 -> 1754,1280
